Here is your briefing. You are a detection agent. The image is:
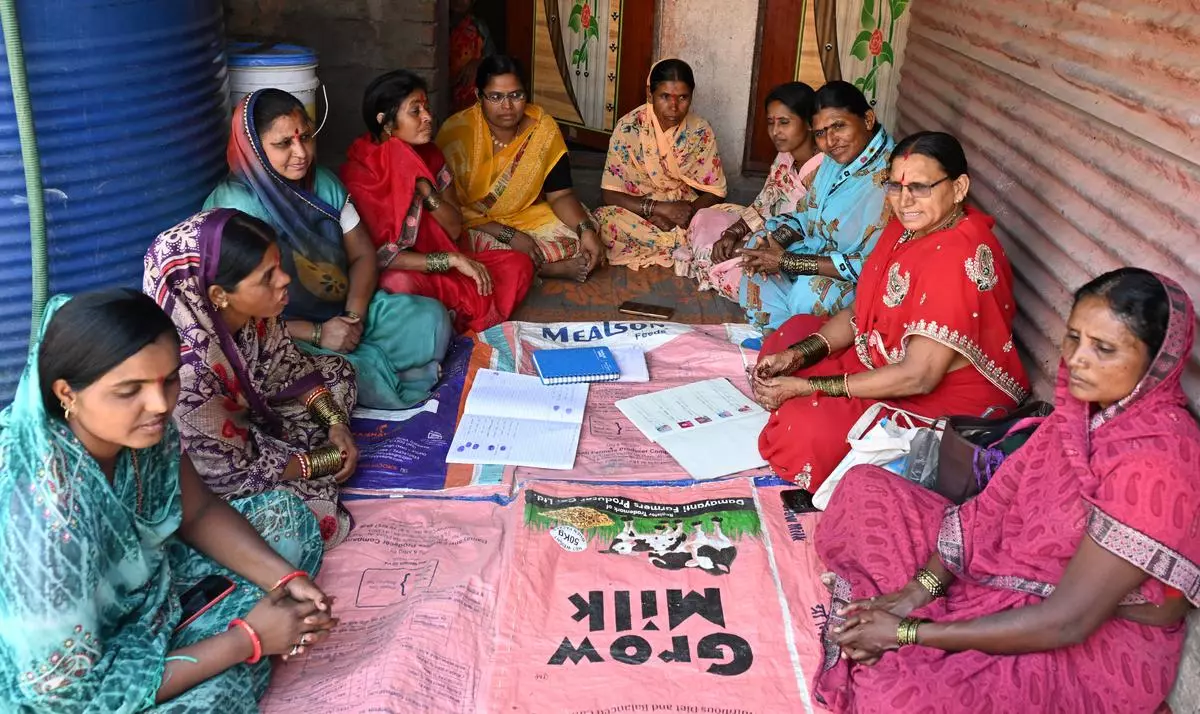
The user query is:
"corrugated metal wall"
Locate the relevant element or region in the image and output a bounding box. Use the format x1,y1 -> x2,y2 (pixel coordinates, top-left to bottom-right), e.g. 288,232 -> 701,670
893,0 -> 1200,408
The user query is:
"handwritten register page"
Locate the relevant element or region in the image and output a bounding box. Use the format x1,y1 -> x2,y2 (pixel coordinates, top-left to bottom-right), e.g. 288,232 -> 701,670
616,378 -> 770,480
446,369 -> 588,470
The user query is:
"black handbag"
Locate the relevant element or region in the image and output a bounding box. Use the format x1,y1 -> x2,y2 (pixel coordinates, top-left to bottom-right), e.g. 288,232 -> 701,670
935,401 -> 1053,504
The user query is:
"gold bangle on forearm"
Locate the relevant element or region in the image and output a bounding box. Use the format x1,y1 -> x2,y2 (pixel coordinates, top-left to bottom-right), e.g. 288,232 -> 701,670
310,321 -> 322,346
790,334 -> 830,367
779,253 -> 820,276
915,568 -> 948,598
897,617 -> 926,647
307,445 -> 346,478
306,388 -> 349,427
809,374 -> 851,398
425,251 -> 451,273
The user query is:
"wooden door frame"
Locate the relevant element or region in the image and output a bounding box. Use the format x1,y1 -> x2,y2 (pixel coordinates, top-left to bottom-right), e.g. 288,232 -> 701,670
507,0 -> 655,149
742,0 -> 775,175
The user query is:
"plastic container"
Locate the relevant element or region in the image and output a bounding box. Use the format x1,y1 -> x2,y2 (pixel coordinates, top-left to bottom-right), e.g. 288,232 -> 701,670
227,41 -> 321,121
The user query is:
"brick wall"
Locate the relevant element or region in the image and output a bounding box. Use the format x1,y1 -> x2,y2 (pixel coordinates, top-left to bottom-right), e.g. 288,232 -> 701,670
222,0 -> 447,168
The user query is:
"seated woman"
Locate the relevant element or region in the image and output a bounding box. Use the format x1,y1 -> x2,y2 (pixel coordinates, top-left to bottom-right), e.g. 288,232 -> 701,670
145,209 -> 362,547
596,59 -> 728,270
342,69 -> 535,333
680,81 -> 823,297
204,88 -> 451,410
736,81 -> 893,331
0,289 -> 336,712
816,268 -> 1198,713
436,55 -> 603,282
752,132 -> 1029,490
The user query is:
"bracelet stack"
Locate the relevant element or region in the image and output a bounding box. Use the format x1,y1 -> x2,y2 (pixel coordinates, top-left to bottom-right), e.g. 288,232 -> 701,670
897,617 -> 925,647
915,568 -> 948,598
791,333 -> 831,367
426,251 -> 451,273
310,321 -> 323,346
343,310 -> 360,321
640,197 -> 657,218
297,451 -> 312,480
496,225 -> 517,244
779,253 -> 820,276
305,386 -> 349,427
576,217 -> 598,236
305,445 -> 345,478
228,618 -> 263,664
808,374 -> 852,398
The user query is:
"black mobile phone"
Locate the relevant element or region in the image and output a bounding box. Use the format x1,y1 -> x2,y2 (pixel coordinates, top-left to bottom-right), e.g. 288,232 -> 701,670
618,300 -> 675,320
780,488 -> 820,514
176,575 -> 236,632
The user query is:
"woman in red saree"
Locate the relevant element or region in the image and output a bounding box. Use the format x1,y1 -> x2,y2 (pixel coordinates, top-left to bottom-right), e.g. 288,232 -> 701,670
816,268 -> 1199,713
752,132 -> 1028,490
342,69 -> 534,333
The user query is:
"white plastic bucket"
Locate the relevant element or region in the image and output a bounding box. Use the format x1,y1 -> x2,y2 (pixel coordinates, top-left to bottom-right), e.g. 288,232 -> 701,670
227,42 -> 326,132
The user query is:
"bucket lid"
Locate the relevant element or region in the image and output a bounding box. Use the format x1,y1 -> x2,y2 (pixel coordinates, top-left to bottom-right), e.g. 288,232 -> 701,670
227,41 -> 317,68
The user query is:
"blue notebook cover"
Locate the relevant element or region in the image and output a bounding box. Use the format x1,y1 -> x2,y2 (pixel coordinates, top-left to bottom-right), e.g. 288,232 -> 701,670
532,346 -> 621,385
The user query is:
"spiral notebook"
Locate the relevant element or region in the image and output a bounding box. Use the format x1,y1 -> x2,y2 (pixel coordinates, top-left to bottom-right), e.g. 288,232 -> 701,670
532,346 -> 621,385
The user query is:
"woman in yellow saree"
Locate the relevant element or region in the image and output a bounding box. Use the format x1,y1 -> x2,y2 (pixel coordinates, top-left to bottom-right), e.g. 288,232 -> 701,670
436,55 -> 604,282
596,59 -> 728,271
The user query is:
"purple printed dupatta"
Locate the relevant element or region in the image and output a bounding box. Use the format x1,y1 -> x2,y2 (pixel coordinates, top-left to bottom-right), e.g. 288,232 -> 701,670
143,209 -> 357,546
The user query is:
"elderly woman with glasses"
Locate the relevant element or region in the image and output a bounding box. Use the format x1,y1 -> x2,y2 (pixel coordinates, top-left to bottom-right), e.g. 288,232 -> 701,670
750,131 -> 1029,493
436,54 -> 604,283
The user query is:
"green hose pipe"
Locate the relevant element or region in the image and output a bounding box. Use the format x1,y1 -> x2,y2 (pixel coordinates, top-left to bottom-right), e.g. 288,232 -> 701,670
1,0 -> 47,336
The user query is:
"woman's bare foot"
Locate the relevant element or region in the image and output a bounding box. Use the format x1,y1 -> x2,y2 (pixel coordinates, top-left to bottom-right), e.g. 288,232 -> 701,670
539,253 -> 591,282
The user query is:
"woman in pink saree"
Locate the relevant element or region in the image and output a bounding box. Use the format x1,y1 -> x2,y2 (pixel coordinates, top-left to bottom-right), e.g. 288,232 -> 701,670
814,268 -> 1199,713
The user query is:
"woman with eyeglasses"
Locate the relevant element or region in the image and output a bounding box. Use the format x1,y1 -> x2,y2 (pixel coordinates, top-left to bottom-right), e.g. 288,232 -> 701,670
735,81 -> 894,332
436,55 -> 604,283
750,131 -> 1029,493
595,59 -> 728,271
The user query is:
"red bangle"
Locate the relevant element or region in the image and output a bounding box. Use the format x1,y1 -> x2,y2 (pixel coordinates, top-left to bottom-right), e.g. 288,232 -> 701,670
228,618 -> 263,664
271,570 -> 309,592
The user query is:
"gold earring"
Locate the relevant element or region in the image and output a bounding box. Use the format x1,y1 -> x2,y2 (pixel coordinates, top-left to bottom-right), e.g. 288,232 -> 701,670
61,400 -> 72,420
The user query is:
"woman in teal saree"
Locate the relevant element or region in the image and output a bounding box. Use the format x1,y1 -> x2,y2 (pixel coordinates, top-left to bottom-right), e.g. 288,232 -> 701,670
0,291 -> 336,712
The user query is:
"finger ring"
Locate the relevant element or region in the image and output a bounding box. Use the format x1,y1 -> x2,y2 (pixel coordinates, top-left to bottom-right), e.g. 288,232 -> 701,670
290,645 -> 301,656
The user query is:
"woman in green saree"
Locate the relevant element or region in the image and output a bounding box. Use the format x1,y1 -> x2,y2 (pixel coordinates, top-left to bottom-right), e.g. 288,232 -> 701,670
0,290 -> 336,712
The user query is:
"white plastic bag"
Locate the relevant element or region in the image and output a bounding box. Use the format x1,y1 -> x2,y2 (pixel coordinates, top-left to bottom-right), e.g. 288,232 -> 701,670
811,403 -> 938,510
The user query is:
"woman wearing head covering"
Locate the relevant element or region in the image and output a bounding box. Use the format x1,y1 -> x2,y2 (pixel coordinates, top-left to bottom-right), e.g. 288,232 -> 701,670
595,58 -> 728,270
436,55 -> 604,282
145,209 -> 360,546
814,268 -> 1199,713
342,69 -> 535,333
204,89 -> 451,410
680,81 -> 823,297
736,81 -> 894,331
752,132 -> 1028,491
0,290 -> 334,712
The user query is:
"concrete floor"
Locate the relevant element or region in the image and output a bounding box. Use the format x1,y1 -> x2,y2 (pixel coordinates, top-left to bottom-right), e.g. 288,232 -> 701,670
511,157 -> 760,326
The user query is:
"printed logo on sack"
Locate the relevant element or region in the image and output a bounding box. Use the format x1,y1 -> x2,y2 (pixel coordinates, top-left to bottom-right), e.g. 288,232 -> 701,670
550,524 -> 588,552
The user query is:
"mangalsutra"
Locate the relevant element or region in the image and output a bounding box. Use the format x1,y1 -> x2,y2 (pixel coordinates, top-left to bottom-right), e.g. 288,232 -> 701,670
129,449 -> 144,514
899,204 -> 965,244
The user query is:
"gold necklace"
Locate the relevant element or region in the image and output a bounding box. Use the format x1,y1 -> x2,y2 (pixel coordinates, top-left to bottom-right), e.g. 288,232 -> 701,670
899,205 -> 965,244
491,133 -> 511,150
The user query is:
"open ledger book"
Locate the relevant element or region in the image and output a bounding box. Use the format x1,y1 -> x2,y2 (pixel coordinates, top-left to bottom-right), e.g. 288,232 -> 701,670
615,378 -> 770,480
446,370 -> 588,470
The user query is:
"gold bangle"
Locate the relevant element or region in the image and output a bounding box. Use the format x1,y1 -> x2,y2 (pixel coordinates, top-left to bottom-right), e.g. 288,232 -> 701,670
422,193 -> 442,212
780,253 -> 819,276
343,310 -> 361,321
307,445 -> 345,478
915,568 -> 947,598
809,374 -> 850,398
308,391 -> 349,427
793,334 -> 830,364
897,617 -> 925,647
496,225 -> 516,244
297,452 -> 312,480
425,251 -> 451,273
310,321 -> 322,346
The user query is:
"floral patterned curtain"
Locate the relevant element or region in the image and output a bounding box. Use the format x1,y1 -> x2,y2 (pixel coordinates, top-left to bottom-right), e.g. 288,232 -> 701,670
836,0 -> 912,132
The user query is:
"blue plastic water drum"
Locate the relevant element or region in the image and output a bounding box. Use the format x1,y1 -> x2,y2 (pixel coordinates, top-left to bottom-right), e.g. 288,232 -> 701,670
0,0 -> 229,403
227,42 -> 321,121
